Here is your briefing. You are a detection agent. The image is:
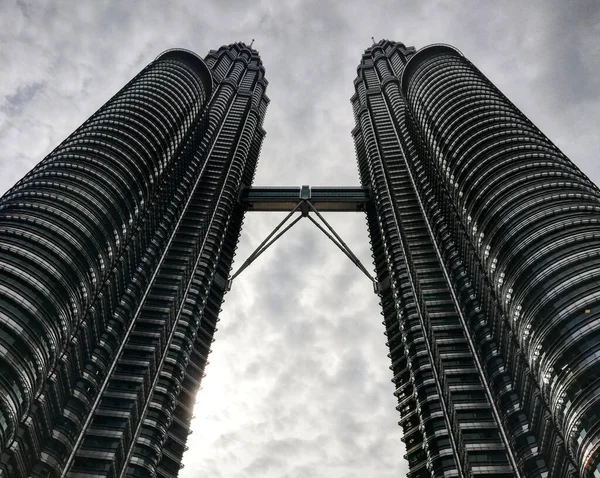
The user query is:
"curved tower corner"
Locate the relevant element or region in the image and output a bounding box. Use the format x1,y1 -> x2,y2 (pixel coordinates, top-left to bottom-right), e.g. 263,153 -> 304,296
402,45 -> 600,477
353,39 -> 600,477
0,48 -> 214,478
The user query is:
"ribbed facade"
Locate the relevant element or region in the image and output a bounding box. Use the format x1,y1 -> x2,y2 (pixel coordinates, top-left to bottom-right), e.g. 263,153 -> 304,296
0,43 -> 268,478
1,35 -> 598,478
353,40 -> 600,478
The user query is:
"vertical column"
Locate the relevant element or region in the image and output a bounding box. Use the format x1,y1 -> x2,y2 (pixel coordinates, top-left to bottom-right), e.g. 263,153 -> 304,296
353,41 -> 467,478
131,43 -> 269,478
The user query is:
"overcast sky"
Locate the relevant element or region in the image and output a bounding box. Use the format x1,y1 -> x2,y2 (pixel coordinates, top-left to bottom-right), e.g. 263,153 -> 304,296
1,1 -> 599,477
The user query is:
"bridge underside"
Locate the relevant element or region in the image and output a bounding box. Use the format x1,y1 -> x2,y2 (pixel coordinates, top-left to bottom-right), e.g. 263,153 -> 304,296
240,186 -> 370,212
231,185 -> 379,292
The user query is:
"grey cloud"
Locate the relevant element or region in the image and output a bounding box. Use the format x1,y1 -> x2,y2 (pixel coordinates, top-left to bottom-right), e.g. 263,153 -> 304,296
2,82 -> 43,114
1,0 -> 598,477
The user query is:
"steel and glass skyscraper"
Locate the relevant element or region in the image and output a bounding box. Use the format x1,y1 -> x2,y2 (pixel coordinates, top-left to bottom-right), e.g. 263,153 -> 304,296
1,37 -> 600,478
353,40 -> 600,478
0,43 -> 268,478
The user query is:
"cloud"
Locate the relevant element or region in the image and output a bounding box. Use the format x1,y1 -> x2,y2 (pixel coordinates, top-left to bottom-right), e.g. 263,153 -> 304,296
0,0 -> 598,477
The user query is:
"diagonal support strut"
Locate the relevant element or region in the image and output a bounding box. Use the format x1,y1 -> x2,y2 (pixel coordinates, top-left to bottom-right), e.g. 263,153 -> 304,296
227,199 -> 382,293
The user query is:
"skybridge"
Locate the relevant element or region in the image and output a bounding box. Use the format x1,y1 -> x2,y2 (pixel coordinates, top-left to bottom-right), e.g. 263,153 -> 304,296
240,185 -> 370,214
229,185 -> 382,292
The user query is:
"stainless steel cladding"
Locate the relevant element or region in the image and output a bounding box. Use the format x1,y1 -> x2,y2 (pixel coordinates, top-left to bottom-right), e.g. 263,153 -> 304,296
0,43 -> 269,478
354,40 -> 600,478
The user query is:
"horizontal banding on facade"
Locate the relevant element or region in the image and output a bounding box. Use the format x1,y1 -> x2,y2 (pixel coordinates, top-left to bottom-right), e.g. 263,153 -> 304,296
0,51 -> 212,465
403,47 -> 600,475
156,49 -> 214,99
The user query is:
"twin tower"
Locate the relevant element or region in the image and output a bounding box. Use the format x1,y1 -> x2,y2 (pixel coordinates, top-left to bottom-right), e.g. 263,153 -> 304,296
0,41 -> 598,478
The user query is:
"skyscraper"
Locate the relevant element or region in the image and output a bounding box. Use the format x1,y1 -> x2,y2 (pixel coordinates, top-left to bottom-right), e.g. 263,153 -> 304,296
0,43 -> 268,478
1,37 -> 599,478
352,40 -> 600,477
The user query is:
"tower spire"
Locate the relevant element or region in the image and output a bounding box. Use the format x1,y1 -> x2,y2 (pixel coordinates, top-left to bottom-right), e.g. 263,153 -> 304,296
250,38 -> 255,48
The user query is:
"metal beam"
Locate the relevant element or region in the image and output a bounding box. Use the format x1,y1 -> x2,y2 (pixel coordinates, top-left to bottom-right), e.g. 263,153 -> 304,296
240,186 -> 370,212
